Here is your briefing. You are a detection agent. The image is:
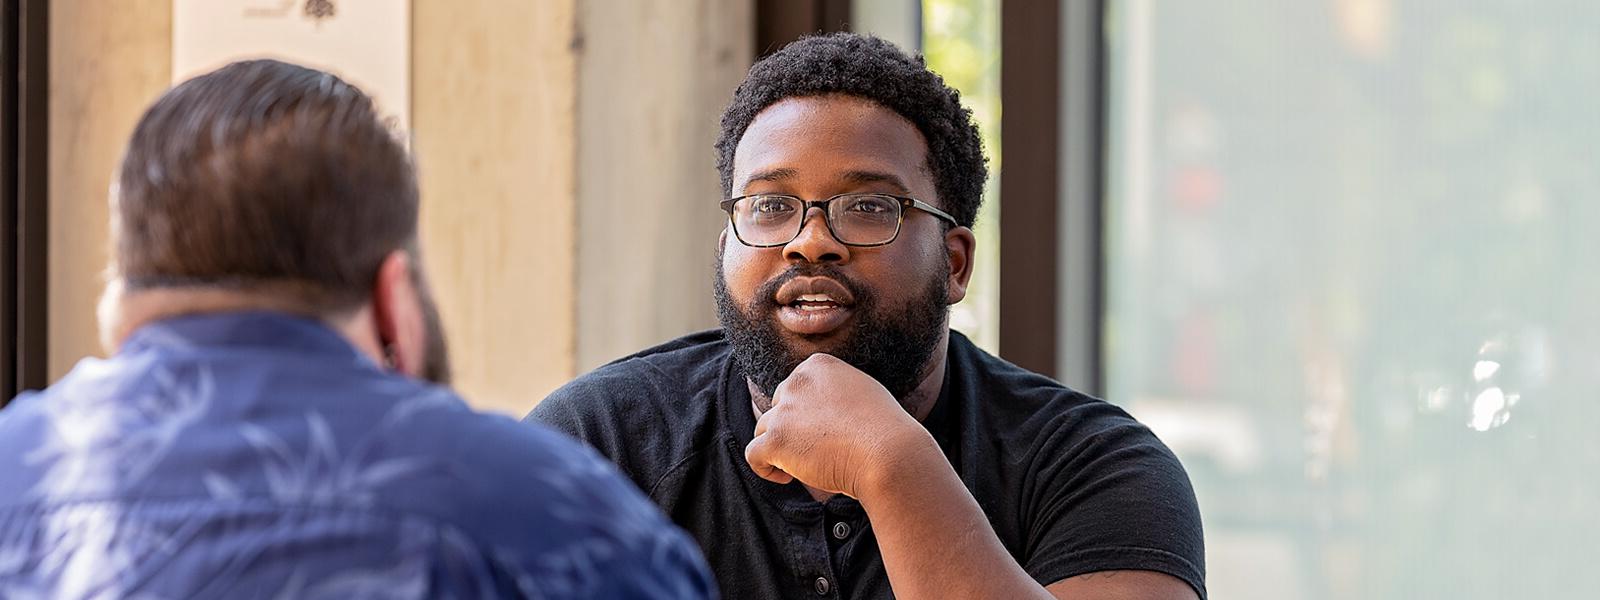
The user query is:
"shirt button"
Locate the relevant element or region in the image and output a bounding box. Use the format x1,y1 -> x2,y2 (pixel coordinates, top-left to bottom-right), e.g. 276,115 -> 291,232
814,576 -> 832,595
832,521 -> 852,540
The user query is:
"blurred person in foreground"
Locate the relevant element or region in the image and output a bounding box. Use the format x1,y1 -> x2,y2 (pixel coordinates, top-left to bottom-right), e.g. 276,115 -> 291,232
530,33 -> 1204,600
0,59 -> 713,599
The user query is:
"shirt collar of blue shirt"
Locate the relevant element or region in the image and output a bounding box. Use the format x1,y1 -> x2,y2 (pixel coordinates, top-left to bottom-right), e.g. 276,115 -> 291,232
121,311 -> 375,368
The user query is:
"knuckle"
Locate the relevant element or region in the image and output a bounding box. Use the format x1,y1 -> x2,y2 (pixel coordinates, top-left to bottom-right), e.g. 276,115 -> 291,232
803,353 -> 837,368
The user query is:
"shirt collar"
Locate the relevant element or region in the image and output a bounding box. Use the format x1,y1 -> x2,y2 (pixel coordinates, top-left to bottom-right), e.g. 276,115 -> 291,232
121,311 -> 373,366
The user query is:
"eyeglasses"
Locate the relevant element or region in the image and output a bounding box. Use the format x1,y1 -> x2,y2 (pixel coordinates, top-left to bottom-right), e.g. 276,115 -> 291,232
719,193 -> 959,248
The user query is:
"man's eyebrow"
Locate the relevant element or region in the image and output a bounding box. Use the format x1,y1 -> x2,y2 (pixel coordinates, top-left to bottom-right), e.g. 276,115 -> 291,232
840,170 -> 912,195
741,168 -> 799,189
740,168 -> 914,195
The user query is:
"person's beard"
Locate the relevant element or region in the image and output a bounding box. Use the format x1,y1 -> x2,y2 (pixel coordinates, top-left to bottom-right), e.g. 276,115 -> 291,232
714,256 -> 949,405
410,264 -> 453,385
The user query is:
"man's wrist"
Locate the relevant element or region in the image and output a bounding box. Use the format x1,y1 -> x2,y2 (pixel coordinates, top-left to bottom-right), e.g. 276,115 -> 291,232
859,425 -> 946,503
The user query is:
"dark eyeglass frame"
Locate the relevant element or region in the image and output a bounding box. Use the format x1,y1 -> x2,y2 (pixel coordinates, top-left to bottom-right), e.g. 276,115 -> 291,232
719,193 -> 960,248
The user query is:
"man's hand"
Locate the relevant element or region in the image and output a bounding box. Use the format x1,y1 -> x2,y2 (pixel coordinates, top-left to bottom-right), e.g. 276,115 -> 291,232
744,353 -> 940,499
744,355 -> 1198,600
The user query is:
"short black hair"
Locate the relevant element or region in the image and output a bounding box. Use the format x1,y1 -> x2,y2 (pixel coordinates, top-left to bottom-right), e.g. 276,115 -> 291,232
715,32 -> 988,227
116,59 -> 416,312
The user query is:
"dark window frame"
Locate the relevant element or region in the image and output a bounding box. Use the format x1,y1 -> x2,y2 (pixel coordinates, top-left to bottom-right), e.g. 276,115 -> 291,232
999,0 -> 1063,381
1,0 -> 48,404
999,0 -> 1107,394
756,0 -> 852,58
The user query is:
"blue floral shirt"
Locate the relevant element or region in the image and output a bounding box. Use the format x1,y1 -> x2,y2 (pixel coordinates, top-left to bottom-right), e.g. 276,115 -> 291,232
0,312 -> 716,599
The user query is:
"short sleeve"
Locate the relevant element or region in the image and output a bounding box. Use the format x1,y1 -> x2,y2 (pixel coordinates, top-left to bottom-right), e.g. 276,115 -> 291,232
1021,415 -> 1207,599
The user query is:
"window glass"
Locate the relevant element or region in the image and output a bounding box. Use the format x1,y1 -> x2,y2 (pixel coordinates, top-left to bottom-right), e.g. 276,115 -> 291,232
1104,1 -> 1600,597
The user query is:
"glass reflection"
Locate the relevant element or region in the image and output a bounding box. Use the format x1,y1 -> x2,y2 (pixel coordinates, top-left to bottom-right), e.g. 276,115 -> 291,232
1104,0 -> 1600,598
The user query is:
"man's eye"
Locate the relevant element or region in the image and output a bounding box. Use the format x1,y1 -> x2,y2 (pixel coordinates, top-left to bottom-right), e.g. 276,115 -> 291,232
845,198 -> 893,214
752,199 -> 795,214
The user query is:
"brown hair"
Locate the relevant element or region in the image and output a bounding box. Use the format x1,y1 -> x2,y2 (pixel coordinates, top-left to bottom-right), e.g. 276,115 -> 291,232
113,59 -> 417,312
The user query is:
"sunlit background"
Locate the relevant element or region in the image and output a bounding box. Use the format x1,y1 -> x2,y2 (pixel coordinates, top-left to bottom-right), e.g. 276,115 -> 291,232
922,0 -> 1600,596
1103,1 -> 1600,597
925,0 -> 1001,353
6,2 -> 1595,598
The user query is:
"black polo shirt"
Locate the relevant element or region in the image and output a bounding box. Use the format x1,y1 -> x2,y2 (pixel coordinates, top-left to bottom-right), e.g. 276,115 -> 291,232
529,330 -> 1205,599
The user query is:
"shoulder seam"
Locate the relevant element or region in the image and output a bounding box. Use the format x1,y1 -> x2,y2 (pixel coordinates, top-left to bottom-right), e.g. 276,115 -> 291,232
645,442 -> 711,500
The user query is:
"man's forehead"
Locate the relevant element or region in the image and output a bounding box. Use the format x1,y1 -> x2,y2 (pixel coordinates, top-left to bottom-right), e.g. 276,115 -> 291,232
732,96 -> 931,194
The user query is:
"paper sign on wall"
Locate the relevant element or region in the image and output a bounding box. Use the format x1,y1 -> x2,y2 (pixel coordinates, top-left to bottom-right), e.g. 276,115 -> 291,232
172,0 -> 411,130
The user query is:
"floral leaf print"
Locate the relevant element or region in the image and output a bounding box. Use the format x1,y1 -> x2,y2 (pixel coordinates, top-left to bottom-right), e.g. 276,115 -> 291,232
304,412 -> 342,487
302,554 -> 429,600
0,512 -> 34,571
237,411 -> 436,505
240,422 -> 299,500
202,472 -> 243,502
24,365 -> 213,499
514,535 -> 628,598
28,503 -> 175,600
268,569 -> 309,600
378,388 -> 460,430
344,457 -> 430,491
343,388 -> 461,469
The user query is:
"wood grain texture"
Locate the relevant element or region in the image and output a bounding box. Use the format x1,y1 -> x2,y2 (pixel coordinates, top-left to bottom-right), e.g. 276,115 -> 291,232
44,0 -> 751,418
47,0 -> 173,381
574,0 -> 751,372
413,0 -> 579,414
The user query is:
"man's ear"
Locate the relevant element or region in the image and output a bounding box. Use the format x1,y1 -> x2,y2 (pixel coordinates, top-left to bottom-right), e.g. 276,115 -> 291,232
371,250 -> 426,378
944,226 -> 976,305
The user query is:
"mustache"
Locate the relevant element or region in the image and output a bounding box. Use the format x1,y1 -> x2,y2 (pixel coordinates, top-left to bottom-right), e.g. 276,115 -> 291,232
751,264 -> 870,310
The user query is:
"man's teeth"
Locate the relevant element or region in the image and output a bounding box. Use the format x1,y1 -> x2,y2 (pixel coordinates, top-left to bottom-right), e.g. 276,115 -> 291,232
792,293 -> 840,311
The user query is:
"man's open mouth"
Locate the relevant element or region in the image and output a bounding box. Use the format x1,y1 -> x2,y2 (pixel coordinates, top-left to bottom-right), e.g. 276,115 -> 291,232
773,277 -> 858,335
790,293 -> 845,311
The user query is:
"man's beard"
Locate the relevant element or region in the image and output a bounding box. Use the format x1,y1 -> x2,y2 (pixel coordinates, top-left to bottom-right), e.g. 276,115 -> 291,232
714,258 -> 949,403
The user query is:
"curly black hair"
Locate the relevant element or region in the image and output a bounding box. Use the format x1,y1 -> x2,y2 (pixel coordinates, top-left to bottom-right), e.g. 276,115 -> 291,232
715,32 -> 989,228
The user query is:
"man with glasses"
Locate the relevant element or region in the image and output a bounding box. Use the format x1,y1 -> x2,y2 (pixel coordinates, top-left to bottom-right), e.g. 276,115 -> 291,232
531,33 -> 1205,599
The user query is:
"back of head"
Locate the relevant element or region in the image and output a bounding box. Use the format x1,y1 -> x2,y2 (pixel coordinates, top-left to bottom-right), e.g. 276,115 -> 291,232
715,32 -> 988,227
113,59 -> 417,313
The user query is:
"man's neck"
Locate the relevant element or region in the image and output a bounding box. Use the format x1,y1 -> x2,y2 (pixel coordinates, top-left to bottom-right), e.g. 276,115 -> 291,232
98,279 -> 379,363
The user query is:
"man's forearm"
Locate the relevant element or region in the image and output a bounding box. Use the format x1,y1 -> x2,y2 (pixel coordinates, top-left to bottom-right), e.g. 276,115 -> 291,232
858,433 -> 1054,600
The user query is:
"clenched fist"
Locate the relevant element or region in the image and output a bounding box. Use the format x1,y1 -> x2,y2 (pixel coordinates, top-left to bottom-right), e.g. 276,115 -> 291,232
744,353 -> 941,500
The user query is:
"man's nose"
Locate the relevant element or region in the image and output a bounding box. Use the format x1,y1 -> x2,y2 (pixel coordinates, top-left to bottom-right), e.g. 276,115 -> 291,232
782,207 -> 850,264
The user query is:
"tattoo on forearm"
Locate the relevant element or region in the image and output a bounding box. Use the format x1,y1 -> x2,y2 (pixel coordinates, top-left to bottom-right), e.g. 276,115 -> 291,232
1075,571 -> 1123,581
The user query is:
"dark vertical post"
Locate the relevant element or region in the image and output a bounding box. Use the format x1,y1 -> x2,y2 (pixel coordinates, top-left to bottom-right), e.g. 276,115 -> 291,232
756,0 -> 851,58
11,0 -> 47,399
1,0 -> 19,400
999,0 -> 1062,377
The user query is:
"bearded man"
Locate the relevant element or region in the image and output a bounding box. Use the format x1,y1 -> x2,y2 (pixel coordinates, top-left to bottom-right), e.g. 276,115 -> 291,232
531,33 -> 1205,600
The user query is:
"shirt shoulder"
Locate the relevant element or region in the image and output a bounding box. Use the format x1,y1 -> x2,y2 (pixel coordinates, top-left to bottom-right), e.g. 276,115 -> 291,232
945,334 -> 1206,597
0,346 -> 716,599
947,331 -> 1161,449
527,330 -> 730,494
374,404 -> 717,598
